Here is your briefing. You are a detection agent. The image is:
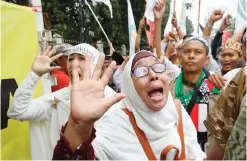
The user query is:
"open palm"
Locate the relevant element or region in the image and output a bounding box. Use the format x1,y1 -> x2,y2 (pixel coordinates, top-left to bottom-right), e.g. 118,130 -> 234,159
70,54 -> 125,124
31,46 -> 63,77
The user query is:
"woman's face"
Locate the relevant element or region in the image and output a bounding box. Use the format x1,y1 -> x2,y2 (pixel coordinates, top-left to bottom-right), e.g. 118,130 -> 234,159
67,53 -> 86,81
132,56 -> 169,111
220,49 -> 242,74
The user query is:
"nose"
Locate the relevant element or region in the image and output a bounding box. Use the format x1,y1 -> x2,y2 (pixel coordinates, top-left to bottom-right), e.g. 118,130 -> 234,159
148,68 -> 158,81
188,51 -> 195,59
71,58 -> 80,69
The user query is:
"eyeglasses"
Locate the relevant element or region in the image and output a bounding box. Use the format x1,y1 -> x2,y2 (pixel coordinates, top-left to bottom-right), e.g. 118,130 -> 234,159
132,63 -> 166,78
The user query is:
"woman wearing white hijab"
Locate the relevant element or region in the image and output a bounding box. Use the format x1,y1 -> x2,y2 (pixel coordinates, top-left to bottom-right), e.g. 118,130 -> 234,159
7,43 -> 116,160
53,50 -> 206,160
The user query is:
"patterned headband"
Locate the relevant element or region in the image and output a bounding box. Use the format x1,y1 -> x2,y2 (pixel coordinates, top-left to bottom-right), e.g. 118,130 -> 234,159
222,38 -> 242,55
182,35 -> 209,54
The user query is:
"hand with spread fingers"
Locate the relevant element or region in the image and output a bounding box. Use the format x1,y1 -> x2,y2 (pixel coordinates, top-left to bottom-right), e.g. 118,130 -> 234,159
70,53 -> 126,126
31,46 -> 63,77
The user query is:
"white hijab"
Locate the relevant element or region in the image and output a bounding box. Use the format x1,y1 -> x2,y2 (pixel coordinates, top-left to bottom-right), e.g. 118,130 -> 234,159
30,43 -> 117,159
92,53 -> 206,160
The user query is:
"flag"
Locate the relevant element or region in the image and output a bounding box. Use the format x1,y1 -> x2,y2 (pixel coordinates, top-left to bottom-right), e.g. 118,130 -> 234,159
127,0 -> 136,56
145,19 -> 155,47
144,0 -> 156,47
92,0 -> 113,18
235,0 -> 247,33
163,0 -> 186,36
144,0 -> 157,22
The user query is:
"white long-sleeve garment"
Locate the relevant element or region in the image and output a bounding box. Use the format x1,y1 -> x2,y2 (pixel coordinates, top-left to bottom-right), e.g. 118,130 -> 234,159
8,70 -> 116,160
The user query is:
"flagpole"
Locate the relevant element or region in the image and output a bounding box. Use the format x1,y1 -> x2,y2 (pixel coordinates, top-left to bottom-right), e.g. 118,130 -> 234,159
197,0 -> 201,33
172,0 -> 176,32
85,0 -> 110,43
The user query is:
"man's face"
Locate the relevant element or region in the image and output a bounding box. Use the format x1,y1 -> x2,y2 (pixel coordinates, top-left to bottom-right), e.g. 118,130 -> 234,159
57,56 -> 68,74
67,53 -> 86,81
180,40 -> 209,73
103,57 -> 112,70
220,49 -> 242,74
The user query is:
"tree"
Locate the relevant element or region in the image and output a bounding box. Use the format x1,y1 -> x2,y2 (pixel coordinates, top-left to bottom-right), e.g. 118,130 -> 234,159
6,0 -> 171,55
185,16 -> 194,34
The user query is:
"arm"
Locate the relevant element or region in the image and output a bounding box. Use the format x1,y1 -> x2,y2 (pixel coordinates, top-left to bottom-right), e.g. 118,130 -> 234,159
203,10 -> 224,38
205,138 -> 224,160
153,0 -> 166,59
171,12 -> 185,39
8,46 -> 63,121
211,15 -> 231,60
8,71 -> 53,121
135,17 -> 145,53
52,120 -> 96,160
211,31 -> 223,60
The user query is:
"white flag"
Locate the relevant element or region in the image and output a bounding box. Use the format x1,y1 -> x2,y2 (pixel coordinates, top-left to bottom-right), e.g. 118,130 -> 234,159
235,0 -> 247,33
163,0 -> 186,36
127,0 -> 137,56
144,0 -> 157,22
92,0 -> 113,18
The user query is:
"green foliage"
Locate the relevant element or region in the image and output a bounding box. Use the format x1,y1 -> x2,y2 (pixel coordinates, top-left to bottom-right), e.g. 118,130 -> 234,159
41,0 -> 171,54
185,16 -> 194,34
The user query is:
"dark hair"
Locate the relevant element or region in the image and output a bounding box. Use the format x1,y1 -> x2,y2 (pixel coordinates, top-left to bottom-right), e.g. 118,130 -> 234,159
182,34 -> 193,42
241,28 -> 246,44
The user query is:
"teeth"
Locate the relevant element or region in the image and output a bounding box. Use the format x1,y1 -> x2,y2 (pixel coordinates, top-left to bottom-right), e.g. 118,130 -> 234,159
150,91 -> 162,98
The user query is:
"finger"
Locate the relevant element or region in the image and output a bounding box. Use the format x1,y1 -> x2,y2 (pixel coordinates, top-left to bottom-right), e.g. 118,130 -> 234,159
83,55 -> 91,80
92,53 -> 105,80
50,66 -> 62,71
51,53 -> 63,62
101,61 -> 117,87
210,75 -> 222,89
101,93 -> 126,110
42,46 -> 52,55
214,75 -> 224,89
71,66 -> 80,84
47,46 -> 56,57
216,74 -> 225,88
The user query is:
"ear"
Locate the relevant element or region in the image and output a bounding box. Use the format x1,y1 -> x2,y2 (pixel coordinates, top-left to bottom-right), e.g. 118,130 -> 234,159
179,53 -> 183,65
204,55 -> 210,65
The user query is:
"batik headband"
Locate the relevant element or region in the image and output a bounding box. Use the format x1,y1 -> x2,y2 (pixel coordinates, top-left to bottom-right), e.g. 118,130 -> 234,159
222,38 -> 242,55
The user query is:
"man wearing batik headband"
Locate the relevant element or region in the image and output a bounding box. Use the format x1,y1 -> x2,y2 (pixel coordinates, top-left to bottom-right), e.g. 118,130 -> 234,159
205,28 -> 246,160
7,43 -> 117,160
220,38 -> 243,75
169,35 -> 221,152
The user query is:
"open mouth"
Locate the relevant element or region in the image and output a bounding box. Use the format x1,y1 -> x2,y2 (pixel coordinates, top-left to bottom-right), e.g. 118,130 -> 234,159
223,63 -> 231,69
148,88 -> 163,101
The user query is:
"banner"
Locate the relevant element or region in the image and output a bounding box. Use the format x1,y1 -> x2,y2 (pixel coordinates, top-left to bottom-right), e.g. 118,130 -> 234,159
127,0 -> 137,56
1,1 -> 42,160
235,0 -> 247,33
163,0 -> 185,36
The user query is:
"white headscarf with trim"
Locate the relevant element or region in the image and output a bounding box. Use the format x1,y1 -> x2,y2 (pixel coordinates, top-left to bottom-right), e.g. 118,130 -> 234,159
92,52 -> 205,160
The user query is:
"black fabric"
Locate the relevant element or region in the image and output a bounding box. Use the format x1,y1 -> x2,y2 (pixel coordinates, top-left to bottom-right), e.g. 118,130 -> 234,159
211,31 -> 223,61
186,78 -> 206,115
198,131 -> 208,151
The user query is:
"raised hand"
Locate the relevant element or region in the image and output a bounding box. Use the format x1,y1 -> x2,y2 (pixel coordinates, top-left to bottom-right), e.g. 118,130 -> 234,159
139,17 -> 146,29
153,0 -> 166,19
70,53 -> 126,125
31,46 -> 63,77
219,14 -> 232,32
171,12 -> 179,29
209,9 -> 224,23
